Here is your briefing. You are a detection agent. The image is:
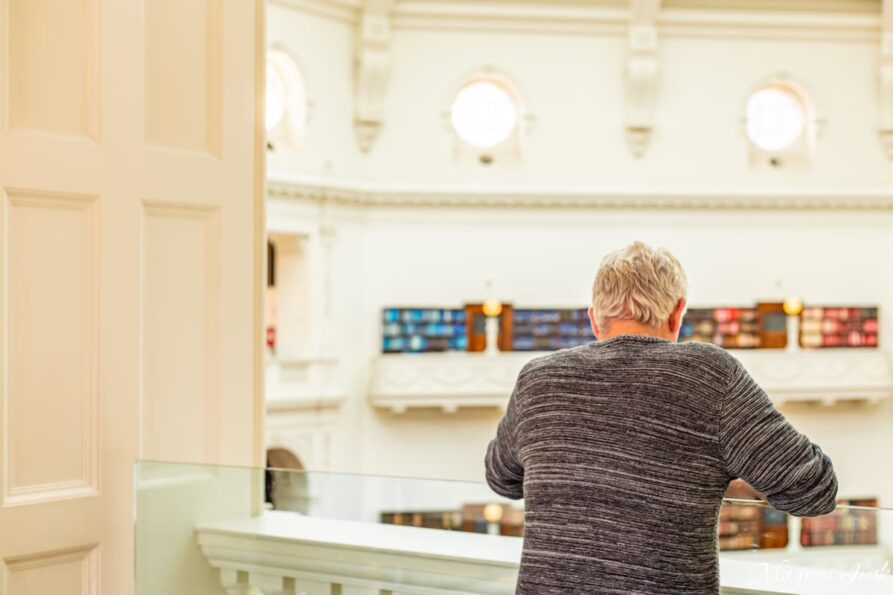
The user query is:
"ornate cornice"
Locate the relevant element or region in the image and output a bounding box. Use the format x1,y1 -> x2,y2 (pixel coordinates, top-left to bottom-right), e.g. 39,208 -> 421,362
269,0 -> 361,23
392,1 -> 880,41
270,0 -> 880,41
664,0 -> 880,14
268,176 -> 893,211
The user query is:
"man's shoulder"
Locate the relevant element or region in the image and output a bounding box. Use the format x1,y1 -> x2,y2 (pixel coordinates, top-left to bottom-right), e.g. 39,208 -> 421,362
676,339 -> 731,357
674,340 -> 741,377
518,344 -> 594,377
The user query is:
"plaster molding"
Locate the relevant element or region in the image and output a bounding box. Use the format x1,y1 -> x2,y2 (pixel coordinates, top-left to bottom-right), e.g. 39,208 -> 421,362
197,511 -> 893,593
391,1 -> 880,42
199,512 -> 521,594
659,9 -> 880,42
369,350 -> 893,413
266,394 -> 345,412
881,2 -> 893,158
394,1 -> 628,36
354,1 -> 395,153
268,176 -> 893,211
269,0 -> 361,23
270,0 -> 880,40
625,1 -> 661,158
664,0 -> 880,12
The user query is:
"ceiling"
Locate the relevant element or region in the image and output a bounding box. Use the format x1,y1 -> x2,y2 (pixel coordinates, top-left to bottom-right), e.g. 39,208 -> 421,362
392,0 -> 881,14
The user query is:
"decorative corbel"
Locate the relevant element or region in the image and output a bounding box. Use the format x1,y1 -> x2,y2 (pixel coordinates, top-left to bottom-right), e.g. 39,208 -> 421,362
354,0 -> 394,153
625,0 -> 661,158
880,0 -> 893,158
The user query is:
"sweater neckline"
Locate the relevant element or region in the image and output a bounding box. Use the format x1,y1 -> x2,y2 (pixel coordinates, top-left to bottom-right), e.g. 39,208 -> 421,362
594,334 -> 672,347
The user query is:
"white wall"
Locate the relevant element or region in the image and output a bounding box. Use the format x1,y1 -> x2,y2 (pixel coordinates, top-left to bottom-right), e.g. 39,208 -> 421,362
364,29 -> 892,187
265,0 -> 893,506
267,2 -> 363,178
268,1 -> 892,189
267,198 -> 893,505
350,207 -> 893,500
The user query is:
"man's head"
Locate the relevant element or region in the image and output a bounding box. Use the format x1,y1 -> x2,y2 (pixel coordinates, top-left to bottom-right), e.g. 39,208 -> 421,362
589,241 -> 688,341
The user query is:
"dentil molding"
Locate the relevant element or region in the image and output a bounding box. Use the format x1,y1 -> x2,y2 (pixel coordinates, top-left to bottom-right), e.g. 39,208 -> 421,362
273,0 -> 881,42
268,176 -> 893,211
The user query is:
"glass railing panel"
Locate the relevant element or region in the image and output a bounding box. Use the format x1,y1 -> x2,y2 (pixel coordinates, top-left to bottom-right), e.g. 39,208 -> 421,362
264,465 -> 522,534
135,460 -> 893,595
716,499 -> 892,594
135,461 -> 262,595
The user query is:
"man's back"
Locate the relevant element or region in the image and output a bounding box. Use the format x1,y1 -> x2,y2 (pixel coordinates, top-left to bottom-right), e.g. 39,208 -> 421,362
485,334 -> 837,595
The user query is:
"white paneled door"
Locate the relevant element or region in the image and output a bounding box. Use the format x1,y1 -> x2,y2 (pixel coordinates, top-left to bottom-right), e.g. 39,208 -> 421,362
0,0 -> 264,594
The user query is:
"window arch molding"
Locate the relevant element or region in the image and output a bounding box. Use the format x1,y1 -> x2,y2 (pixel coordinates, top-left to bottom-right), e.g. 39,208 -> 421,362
442,66 -> 534,165
742,75 -> 818,167
265,44 -> 311,151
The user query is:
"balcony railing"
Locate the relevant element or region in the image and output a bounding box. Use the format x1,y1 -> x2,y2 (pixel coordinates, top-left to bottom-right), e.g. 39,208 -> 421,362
135,460 -> 893,595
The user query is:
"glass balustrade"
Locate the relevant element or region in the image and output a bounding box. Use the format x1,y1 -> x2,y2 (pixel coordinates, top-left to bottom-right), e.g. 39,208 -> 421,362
135,460 -> 893,595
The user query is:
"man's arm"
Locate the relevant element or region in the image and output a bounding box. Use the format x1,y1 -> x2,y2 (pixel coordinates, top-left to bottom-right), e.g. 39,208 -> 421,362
485,384 -> 524,500
719,359 -> 838,517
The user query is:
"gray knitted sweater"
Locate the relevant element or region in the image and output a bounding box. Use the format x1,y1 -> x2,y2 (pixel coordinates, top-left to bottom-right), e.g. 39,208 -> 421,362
485,335 -> 837,594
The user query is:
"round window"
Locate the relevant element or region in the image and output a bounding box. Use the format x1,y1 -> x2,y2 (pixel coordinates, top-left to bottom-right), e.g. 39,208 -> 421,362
450,80 -> 518,149
745,86 -> 806,152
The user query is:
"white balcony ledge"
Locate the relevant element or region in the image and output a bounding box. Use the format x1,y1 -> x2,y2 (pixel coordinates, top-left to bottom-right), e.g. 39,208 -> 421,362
197,511 -> 520,594
369,349 -> 893,413
266,355 -> 344,412
196,511 -> 893,595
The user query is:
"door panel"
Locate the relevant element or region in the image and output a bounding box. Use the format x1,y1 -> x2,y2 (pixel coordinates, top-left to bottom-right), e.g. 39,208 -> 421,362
144,0 -> 222,154
141,202 -> 221,464
4,190 -> 99,507
0,1 -> 263,593
5,545 -> 99,595
7,0 -> 100,138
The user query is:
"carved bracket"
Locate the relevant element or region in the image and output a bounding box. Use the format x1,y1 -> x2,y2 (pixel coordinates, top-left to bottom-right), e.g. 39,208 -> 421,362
354,0 -> 395,153
881,23 -> 893,157
625,0 -> 661,158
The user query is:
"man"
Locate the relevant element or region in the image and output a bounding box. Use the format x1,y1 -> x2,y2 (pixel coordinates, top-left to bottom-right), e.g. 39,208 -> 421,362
485,241 -> 837,594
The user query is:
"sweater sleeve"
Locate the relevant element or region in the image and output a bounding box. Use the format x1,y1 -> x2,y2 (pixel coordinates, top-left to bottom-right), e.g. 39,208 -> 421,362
719,359 -> 838,517
485,383 -> 525,500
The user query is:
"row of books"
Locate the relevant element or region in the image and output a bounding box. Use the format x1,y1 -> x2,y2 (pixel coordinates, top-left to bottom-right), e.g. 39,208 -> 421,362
800,498 -> 878,547
718,501 -> 789,551
382,307 -> 592,354
382,305 -> 880,354
380,498 -> 878,551
382,308 -> 468,353
380,503 -> 524,537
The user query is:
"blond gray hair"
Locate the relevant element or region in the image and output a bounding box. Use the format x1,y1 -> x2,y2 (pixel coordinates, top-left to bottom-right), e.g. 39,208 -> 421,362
592,241 -> 687,331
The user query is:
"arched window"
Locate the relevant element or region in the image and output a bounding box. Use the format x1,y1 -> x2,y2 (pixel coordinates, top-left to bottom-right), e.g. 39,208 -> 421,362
265,49 -> 307,150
